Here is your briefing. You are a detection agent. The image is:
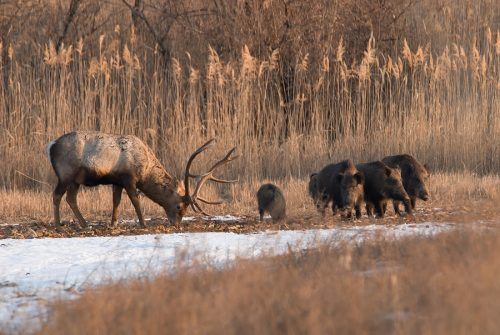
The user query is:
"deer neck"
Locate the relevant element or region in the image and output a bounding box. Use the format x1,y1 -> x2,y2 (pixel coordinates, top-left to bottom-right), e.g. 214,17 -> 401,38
137,165 -> 178,206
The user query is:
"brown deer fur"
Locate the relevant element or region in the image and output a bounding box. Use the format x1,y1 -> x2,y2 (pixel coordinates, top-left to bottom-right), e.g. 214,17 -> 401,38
47,131 -> 236,228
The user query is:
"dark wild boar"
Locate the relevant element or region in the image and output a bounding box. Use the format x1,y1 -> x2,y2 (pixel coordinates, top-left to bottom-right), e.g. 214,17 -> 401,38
382,154 -> 430,214
314,159 -> 364,218
356,161 -> 412,218
337,164 -> 365,218
257,183 -> 286,222
308,173 -> 326,213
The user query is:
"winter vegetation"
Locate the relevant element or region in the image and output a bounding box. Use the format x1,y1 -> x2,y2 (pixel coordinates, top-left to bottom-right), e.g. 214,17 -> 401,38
0,0 -> 499,333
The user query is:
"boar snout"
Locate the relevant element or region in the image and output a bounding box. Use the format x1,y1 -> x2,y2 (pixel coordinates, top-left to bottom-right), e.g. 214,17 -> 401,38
419,189 -> 430,201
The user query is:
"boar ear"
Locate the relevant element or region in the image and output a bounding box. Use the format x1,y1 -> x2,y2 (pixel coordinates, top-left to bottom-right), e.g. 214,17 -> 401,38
336,173 -> 344,183
384,166 -> 392,177
354,172 -> 364,185
310,173 -> 318,180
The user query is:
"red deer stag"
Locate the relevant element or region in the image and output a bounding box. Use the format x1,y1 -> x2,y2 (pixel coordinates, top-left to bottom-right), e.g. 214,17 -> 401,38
46,131 -> 238,229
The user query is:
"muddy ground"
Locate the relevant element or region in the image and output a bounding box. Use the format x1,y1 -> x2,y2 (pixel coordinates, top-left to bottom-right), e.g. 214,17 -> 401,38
2,201 -> 497,239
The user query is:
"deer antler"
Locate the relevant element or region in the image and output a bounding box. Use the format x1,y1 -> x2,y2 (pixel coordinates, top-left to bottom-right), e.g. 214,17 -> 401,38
184,140 -> 238,215
184,139 -> 215,199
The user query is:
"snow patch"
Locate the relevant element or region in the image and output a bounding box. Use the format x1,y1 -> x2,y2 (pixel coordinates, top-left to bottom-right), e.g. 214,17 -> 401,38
0,222 -> 455,332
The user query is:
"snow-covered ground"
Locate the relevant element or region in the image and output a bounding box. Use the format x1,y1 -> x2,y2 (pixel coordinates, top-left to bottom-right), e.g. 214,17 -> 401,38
0,220 -> 455,333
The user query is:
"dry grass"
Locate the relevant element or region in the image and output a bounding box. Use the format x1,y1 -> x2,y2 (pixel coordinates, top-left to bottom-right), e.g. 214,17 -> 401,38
0,18 -> 498,192
0,3 -> 498,334
36,229 -> 500,335
1,171 -> 499,226
1,171 -> 498,241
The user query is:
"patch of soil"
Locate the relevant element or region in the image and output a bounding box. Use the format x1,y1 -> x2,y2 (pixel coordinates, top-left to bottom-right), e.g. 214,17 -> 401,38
3,201 -> 496,239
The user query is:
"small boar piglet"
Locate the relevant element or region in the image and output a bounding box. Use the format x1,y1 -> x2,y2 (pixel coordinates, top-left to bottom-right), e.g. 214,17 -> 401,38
257,183 -> 286,222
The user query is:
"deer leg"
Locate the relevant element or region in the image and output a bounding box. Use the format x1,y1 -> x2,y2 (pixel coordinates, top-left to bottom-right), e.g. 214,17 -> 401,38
53,181 -> 69,228
125,185 -> 145,227
66,183 -> 87,228
111,185 -> 123,227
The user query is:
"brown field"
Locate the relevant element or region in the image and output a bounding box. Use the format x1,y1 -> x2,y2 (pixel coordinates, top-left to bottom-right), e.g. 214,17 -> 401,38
34,229 -> 500,335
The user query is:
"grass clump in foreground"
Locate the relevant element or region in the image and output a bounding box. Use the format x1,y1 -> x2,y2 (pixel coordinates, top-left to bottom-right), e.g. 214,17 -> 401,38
38,230 -> 500,335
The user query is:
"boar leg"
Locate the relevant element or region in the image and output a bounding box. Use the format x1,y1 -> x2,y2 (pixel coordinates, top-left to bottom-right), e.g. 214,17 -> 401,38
355,205 -> 362,219
366,203 -> 374,217
402,198 -> 413,215
332,203 -> 338,215
410,196 -> 417,210
374,202 -> 385,218
393,201 -> 402,216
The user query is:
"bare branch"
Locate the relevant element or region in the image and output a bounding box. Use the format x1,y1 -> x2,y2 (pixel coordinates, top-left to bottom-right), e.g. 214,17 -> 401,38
120,0 -> 172,60
56,0 -> 81,52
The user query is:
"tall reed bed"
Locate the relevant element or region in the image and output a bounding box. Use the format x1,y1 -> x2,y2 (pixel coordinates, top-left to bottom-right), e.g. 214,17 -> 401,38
0,29 -> 498,190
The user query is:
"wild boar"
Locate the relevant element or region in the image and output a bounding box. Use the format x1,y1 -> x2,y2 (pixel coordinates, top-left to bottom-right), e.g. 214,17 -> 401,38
257,183 -> 286,222
308,173 -> 328,214
337,165 -> 365,218
314,159 -> 364,218
382,154 -> 430,214
356,161 -> 412,218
